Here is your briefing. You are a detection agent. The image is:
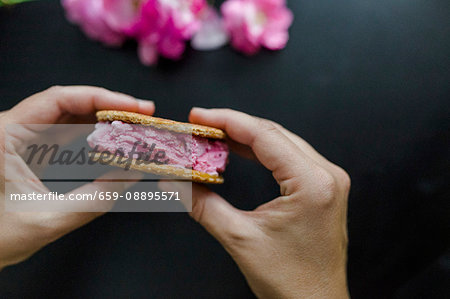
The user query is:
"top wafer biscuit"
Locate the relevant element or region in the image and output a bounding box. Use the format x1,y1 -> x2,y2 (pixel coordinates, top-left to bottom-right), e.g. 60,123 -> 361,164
96,110 -> 226,139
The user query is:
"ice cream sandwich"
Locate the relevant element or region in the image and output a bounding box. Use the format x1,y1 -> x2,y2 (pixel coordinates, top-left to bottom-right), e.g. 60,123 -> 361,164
87,110 -> 229,184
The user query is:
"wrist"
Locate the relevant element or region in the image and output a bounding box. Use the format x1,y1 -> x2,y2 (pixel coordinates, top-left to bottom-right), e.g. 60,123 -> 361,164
283,269 -> 349,299
250,263 -> 349,299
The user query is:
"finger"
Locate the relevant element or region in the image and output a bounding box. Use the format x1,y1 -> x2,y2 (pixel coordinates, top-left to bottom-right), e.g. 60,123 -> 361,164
266,120 -> 330,166
226,138 -> 257,161
52,170 -> 143,235
267,120 -> 350,185
159,181 -> 254,248
5,86 -> 155,124
189,108 -> 316,185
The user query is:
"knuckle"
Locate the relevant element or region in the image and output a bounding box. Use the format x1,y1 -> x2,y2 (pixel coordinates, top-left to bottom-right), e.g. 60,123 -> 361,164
221,219 -> 257,251
95,86 -> 109,93
314,167 -> 338,204
258,118 -> 278,133
249,118 -> 280,147
35,215 -> 65,241
268,120 -> 283,130
46,85 -> 64,94
336,167 -> 351,192
190,198 -> 206,224
16,213 -> 64,243
223,227 -> 248,247
220,108 -> 234,113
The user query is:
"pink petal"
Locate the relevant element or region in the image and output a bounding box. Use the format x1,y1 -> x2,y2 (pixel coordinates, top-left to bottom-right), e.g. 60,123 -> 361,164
103,0 -> 143,33
138,40 -> 158,66
261,29 -> 288,50
157,18 -> 186,59
231,25 -> 260,55
159,36 -> 186,59
267,7 -> 294,30
191,7 -> 229,51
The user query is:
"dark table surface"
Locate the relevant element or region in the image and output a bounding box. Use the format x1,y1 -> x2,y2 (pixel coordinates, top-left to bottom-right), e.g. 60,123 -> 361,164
1,0 -> 449,298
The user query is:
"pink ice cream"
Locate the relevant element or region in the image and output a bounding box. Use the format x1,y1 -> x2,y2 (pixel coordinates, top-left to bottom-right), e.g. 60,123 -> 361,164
87,121 -> 228,175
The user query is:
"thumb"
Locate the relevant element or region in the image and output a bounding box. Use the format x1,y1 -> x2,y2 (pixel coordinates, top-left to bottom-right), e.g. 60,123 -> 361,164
159,181 -> 253,249
52,170 -> 143,235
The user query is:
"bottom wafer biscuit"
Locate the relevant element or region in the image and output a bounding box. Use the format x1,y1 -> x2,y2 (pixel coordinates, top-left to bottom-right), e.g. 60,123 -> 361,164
89,152 -> 224,184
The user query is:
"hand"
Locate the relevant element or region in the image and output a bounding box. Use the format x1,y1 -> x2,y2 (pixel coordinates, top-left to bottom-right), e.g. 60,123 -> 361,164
171,108 -> 350,298
0,86 -> 154,270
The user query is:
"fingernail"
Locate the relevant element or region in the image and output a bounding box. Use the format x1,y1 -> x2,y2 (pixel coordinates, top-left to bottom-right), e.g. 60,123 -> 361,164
137,99 -> 155,108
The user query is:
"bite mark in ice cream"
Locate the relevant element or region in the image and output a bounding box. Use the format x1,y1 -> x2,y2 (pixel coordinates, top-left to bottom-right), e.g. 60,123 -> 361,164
87,121 -> 228,175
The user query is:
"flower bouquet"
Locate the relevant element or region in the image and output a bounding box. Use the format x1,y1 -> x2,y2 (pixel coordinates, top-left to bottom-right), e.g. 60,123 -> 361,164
61,0 -> 293,65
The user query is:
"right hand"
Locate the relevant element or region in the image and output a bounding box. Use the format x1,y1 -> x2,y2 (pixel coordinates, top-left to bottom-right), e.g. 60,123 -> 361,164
163,108 -> 351,298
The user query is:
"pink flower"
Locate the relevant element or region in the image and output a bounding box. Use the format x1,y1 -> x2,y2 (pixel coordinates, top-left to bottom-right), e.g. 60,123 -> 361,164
61,0 -> 125,46
133,0 -> 208,65
221,0 -> 293,55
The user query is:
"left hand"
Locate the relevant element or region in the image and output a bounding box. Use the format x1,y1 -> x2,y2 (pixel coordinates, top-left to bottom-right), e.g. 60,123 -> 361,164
0,85 -> 154,270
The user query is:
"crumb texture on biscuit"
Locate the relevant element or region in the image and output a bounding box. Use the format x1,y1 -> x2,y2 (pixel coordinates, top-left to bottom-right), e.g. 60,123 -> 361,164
96,110 -> 226,140
89,152 -> 224,184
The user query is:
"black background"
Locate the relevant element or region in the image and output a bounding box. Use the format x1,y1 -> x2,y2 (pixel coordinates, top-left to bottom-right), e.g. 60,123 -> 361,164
1,0 -> 449,298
